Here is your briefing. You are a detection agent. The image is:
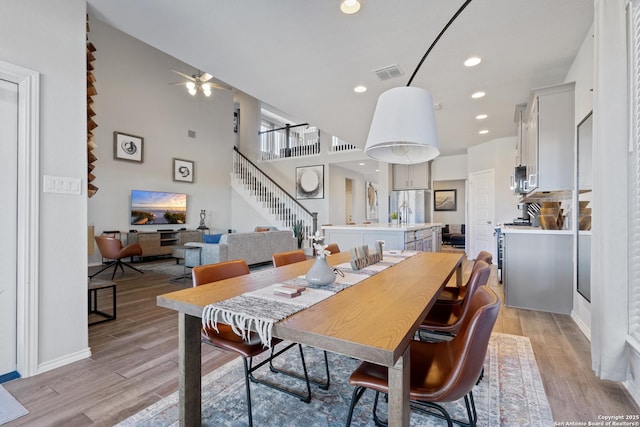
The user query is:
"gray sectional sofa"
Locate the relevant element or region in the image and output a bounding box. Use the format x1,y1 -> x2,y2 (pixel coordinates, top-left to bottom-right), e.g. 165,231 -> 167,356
184,230 -> 296,267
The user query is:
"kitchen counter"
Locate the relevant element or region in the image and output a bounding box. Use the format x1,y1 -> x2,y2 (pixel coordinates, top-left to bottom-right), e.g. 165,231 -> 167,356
322,223 -> 443,231
502,231 -> 573,314
322,223 -> 443,252
500,225 -> 573,235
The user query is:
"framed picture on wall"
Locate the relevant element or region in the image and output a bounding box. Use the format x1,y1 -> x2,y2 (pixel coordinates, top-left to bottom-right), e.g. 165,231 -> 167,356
434,189 -> 457,211
173,158 -> 194,183
114,131 -> 143,163
296,165 -> 324,199
365,181 -> 379,220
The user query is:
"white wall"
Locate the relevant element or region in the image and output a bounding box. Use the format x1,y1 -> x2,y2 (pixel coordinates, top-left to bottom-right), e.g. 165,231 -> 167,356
432,154 -> 468,181
565,24 -> 594,338
87,17 -> 236,264
0,0 -> 89,370
468,137 -> 521,226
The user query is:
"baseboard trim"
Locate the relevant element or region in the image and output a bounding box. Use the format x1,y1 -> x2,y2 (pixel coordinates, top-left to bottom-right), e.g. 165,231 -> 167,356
570,310 -> 591,340
36,347 -> 92,375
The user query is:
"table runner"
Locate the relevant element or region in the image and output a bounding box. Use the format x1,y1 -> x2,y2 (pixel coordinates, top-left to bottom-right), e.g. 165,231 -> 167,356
202,251 -> 417,346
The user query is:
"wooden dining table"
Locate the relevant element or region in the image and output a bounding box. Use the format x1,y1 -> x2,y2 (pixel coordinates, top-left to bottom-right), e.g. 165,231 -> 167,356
157,250 -> 463,427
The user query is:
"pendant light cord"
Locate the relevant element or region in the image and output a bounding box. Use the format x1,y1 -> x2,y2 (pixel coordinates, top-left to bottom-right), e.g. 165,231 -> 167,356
406,0 -> 473,87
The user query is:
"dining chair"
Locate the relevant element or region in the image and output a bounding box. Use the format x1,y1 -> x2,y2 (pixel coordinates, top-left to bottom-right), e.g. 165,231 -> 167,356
271,249 -> 307,267
417,260 -> 491,342
435,251 -> 493,305
325,243 -> 341,255
89,235 -> 143,280
345,285 -> 500,427
270,250 -> 331,390
193,260 -> 313,426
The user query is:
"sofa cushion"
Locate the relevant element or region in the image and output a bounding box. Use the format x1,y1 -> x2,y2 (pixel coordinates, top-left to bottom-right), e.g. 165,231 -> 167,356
203,233 -> 223,244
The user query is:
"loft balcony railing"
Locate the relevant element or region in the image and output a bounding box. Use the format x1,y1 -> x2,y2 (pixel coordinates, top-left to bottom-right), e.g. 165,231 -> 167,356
259,123 -> 320,161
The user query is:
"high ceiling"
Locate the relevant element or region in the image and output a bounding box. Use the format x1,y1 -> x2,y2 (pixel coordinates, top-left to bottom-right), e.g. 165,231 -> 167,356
87,0 -> 593,159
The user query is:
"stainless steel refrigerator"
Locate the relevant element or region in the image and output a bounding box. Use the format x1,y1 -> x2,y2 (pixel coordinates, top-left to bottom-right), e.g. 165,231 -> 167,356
389,190 -> 432,224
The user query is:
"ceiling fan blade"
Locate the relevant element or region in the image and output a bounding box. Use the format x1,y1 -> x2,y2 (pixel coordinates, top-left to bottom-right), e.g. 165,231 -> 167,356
209,82 -> 232,91
169,82 -> 188,86
199,72 -> 213,82
169,68 -> 196,81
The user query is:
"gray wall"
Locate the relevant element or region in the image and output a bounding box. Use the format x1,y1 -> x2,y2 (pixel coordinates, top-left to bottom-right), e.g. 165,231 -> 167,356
87,16 -> 236,263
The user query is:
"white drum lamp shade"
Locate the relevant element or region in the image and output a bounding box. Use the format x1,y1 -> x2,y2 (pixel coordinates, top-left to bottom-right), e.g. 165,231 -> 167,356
364,86 -> 440,164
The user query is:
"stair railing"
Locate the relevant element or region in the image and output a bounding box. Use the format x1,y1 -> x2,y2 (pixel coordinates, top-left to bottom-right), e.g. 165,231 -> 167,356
233,147 -> 317,239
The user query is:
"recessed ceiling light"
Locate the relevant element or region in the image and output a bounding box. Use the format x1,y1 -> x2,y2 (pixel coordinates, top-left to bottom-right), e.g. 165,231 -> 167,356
375,169 -> 380,172
340,0 -> 361,14
464,57 -> 482,67
479,129 -> 489,135
471,91 -> 486,99
358,162 -> 366,166
476,114 -> 488,120
354,85 -> 367,93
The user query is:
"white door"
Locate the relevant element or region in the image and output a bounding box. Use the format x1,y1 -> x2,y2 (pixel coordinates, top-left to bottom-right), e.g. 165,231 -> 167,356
0,78 -> 18,378
469,169 -> 495,260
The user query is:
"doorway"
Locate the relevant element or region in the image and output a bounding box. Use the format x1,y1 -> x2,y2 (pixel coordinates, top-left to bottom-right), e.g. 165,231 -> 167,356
468,169 -> 496,258
0,60 -> 40,379
0,78 -> 18,381
345,178 -> 354,224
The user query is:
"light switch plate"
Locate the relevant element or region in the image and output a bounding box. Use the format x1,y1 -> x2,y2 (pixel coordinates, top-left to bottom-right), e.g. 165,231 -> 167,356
43,175 -> 82,195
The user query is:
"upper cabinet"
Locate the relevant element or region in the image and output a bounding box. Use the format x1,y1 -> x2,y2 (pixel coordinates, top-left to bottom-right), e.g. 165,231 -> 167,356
392,162 -> 430,190
522,82 -> 575,194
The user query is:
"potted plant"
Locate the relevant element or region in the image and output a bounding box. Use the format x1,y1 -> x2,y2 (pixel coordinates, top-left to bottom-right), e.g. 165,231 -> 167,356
390,212 -> 399,224
292,220 -> 305,248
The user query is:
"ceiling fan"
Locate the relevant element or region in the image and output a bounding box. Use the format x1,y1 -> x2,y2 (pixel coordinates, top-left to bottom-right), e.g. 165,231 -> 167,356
169,68 -> 230,97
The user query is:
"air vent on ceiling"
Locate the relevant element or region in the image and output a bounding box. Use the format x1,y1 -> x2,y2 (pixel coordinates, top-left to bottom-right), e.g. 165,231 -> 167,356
373,64 -> 404,81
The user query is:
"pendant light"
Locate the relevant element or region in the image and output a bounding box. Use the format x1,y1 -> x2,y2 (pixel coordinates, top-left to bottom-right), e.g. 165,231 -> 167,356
364,0 -> 473,164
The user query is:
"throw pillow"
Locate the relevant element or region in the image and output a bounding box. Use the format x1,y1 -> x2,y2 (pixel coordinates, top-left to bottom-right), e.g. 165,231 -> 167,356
255,227 -> 271,232
203,234 -> 222,244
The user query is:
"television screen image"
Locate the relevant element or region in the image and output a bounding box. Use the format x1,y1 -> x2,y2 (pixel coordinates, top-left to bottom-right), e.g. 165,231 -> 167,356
130,190 -> 187,225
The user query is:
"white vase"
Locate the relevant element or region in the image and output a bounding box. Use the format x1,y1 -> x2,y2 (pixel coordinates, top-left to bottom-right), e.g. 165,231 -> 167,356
306,256 -> 336,286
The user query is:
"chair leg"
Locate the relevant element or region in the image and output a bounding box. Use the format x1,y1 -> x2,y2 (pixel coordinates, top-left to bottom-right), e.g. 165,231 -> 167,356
88,260 -> 117,279
269,346 -> 331,390
248,342 -> 312,403
118,259 -> 144,275
344,386 -> 367,427
241,357 -> 254,427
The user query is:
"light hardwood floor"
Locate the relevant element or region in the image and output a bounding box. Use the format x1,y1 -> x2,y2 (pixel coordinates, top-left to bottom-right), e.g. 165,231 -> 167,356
3,257 -> 639,426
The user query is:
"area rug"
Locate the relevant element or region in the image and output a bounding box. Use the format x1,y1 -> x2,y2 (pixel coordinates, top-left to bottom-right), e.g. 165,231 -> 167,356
116,332 -> 553,426
136,260 -> 274,279
0,385 -> 28,425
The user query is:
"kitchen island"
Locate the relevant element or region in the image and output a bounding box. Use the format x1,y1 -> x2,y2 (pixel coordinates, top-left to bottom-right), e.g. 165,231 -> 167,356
322,223 -> 443,252
501,226 -> 573,314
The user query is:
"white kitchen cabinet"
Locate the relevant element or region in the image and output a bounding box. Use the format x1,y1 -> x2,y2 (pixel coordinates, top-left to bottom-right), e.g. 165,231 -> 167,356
522,82 -> 575,193
392,162 -> 430,190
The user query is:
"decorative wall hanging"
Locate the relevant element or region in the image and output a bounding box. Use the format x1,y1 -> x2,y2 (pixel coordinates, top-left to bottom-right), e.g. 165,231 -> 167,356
173,158 -> 194,183
365,181 -> 379,220
296,165 -> 324,199
87,14 -> 98,197
114,131 -> 144,163
434,189 -> 457,211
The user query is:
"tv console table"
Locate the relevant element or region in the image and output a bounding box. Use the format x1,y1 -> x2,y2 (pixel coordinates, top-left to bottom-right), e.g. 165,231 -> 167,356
126,229 -> 202,258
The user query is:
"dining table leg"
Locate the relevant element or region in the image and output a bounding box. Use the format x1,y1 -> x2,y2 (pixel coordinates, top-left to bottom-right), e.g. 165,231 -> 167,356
178,312 -> 202,426
387,345 -> 411,427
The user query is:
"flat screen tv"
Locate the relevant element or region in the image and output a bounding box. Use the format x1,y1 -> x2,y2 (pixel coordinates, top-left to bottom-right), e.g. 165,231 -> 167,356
130,190 -> 187,225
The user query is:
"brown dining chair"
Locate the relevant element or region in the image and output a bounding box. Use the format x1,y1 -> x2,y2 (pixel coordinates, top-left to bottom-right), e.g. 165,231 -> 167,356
90,235 -> 143,280
435,250 -> 493,305
345,286 -> 500,427
271,249 -> 307,267
325,243 -> 341,255
417,260 -> 491,342
193,259 -> 313,427
270,250 -> 331,390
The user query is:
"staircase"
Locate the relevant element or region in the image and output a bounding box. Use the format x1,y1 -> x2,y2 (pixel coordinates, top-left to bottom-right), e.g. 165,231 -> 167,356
231,147 -> 317,239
